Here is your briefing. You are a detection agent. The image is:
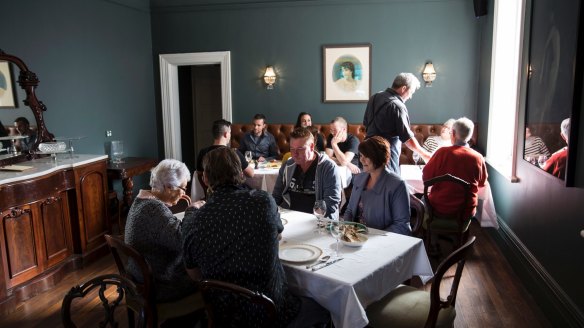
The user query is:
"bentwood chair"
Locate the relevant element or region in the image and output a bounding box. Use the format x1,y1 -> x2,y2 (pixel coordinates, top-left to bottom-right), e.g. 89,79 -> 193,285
423,174 -> 473,253
409,193 -> 425,238
61,273 -> 147,328
169,194 -> 192,214
366,236 -> 476,328
104,235 -> 204,327
199,279 -> 277,328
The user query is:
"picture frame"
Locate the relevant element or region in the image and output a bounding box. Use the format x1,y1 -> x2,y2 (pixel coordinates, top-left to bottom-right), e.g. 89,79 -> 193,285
0,61 -> 17,108
322,43 -> 371,103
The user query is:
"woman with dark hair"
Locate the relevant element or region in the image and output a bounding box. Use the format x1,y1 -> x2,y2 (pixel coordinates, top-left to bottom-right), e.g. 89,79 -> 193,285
182,147 -> 329,327
294,111 -> 325,151
334,61 -> 359,92
343,136 -> 411,235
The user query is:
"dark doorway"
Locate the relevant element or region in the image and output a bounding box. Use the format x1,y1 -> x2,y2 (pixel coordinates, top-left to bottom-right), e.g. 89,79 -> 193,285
178,64 -> 222,173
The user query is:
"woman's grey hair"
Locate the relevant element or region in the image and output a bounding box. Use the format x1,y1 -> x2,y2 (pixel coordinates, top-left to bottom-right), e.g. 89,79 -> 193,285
392,73 -> 421,91
443,118 -> 456,129
452,117 -> 474,143
150,159 -> 191,191
561,118 -> 570,142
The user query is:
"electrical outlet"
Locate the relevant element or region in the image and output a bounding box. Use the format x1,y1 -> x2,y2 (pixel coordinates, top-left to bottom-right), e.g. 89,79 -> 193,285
106,130 -> 112,137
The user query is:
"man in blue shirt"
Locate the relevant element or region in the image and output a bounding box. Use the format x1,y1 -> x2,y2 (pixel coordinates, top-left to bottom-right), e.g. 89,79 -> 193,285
238,113 -> 279,162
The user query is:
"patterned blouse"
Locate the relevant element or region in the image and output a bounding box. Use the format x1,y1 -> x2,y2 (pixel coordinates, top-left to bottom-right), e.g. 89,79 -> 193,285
182,185 -> 300,327
124,195 -> 198,302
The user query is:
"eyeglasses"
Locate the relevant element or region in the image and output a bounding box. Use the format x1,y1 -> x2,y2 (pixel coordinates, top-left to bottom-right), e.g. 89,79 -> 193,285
175,186 -> 187,192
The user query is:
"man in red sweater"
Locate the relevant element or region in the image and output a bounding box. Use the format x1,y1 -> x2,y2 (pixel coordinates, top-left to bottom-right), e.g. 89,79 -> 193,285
422,117 -> 487,219
543,118 -> 570,180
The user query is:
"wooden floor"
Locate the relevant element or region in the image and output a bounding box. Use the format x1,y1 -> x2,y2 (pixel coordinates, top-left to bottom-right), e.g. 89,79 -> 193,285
0,222 -> 552,328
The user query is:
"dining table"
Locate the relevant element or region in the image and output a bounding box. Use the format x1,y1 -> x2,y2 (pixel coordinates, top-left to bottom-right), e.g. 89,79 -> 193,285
245,162 -> 281,194
279,209 -> 433,328
400,164 -> 499,229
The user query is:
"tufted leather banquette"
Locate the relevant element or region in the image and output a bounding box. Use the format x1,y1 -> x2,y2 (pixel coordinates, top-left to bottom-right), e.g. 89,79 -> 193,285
230,123 -> 479,164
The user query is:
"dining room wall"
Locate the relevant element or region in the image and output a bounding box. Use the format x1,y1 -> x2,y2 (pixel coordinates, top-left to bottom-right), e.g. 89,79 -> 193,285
0,0 -> 158,160
150,0 -> 482,126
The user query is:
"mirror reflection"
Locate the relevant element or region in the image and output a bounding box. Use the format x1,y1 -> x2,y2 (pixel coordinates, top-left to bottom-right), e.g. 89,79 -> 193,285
523,0 -> 578,180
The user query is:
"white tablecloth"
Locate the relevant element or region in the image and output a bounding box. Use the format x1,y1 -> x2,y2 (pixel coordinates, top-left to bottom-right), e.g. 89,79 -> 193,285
400,165 -> 499,229
245,168 -> 280,194
280,210 -> 433,328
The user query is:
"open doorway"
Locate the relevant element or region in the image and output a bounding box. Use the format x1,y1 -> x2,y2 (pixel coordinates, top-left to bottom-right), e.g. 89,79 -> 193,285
159,51 -> 232,163
178,64 -> 222,173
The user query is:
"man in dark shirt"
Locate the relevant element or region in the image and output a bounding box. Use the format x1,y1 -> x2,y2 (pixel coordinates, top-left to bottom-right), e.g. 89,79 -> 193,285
363,73 -> 431,174
273,127 -> 341,219
238,113 -> 279,162
325,116 -> 361,176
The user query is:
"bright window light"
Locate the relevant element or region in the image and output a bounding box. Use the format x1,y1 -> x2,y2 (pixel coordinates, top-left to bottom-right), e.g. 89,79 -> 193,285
486,0 -> 525,181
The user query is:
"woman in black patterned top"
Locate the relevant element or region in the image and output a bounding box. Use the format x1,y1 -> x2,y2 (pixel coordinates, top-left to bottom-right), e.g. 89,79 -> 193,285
182,147 -> 329,327
125,159 -> 203,302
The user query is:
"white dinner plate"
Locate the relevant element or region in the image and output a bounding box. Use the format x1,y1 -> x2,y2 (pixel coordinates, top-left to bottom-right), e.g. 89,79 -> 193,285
279,244 -> 322,263
341,234 -> 368,247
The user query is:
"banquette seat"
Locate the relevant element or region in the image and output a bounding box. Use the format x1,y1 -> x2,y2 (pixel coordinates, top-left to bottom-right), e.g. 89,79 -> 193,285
230,123 -> 479,164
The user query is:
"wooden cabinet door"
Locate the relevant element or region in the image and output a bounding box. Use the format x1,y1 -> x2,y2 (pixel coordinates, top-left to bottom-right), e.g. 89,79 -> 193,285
39,192 -> 73,269
1,205 -> 44,288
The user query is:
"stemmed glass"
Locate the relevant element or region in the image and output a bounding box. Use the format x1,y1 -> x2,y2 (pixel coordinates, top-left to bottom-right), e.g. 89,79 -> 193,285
245,151 -> 253,163
412,152 -> 421,167
329,219 -> 345,259
313,200 -> 327,233
537,155 -> 548,168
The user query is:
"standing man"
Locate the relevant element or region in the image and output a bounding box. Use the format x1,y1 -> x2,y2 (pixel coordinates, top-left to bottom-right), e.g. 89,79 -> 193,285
363,73 -> 431,174
272,127 -> 341,219
238,113 -> 279,162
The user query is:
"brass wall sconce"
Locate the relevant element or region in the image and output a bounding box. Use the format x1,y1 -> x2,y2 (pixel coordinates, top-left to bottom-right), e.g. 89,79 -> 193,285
263,66 -> 276,90
422,61 -> 436,87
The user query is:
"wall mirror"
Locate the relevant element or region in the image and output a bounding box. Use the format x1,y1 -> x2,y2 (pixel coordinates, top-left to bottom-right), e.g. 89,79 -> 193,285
523,0 -> 580,181
0,50 -> 54,167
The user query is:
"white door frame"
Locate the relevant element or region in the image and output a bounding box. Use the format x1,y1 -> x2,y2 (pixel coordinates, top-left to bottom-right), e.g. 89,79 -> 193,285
159,51 -> 232,160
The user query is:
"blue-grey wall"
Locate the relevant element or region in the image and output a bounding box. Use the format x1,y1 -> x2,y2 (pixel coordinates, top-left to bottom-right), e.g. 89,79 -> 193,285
151,0 -> 481,125
0,0 -> 157,161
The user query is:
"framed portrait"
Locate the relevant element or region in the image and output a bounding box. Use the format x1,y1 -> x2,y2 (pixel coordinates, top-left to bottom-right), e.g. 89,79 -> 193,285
322,43 -> 371,103
0,61 -> 17,108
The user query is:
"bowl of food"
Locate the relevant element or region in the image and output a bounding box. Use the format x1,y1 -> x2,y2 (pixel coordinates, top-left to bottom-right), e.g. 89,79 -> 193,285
340,224 -> 369,247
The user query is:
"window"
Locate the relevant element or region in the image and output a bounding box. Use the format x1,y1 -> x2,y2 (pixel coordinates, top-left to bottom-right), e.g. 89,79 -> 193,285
486,0 -> 525,181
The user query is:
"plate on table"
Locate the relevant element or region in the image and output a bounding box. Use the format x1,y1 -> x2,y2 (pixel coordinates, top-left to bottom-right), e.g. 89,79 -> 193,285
341,234 -> 368,247
279,244 -> 322,263
337,222 -> 369,247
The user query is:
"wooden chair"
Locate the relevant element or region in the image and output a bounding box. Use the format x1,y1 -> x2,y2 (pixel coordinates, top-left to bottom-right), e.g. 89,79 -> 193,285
423,174 -> 472,252
169,194 -> 191,214
199,279 -> 277,328
366,236 -> 476,328
61,273 -> 147,328
409,193 -> 425,238
104,234 -> 204,327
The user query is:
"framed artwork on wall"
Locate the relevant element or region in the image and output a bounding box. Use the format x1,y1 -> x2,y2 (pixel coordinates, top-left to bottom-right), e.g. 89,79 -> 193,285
322,43 -> 371,103
0,61 -> 17,108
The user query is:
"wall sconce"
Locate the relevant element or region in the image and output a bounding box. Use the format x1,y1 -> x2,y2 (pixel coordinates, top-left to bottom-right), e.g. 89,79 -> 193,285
422,61 -> 437,87
263,66 -> 276,90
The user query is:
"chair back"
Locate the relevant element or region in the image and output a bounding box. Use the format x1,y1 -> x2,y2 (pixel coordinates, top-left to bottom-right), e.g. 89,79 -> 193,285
104,234 -> 157,326
199,279 -> 277,328
423,174 -> 472,248
425,236 -> 476,328
169,194 -> 191,214
409,194 -> 425,238
61,273 -> 147,328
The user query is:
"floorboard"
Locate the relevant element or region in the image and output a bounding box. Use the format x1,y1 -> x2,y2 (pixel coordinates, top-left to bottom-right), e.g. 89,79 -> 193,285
0,221 -> 552,327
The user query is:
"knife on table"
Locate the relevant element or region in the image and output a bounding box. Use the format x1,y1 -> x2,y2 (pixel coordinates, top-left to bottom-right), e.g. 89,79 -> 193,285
311,258 -> 344,271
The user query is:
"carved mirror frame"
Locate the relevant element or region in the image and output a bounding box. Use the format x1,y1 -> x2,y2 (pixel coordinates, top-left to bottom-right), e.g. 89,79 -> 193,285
0,50 -> 54,167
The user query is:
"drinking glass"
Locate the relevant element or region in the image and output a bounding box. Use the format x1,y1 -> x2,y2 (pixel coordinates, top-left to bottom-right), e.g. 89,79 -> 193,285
313,200 -> 327,233
111,140 -> 124,164
329,219 -> 345,258
537,155 -> 548,168
412,152 -> 421,165
244,151 -> 253,163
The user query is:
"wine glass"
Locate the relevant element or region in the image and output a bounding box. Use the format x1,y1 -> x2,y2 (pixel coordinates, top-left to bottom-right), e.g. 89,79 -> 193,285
244,151 -> 253,163
537,155 -> 548,168
329,219 -> 345,258
313,200 -> 327,233
412,152 -> 421,166
111,140 -> 124,164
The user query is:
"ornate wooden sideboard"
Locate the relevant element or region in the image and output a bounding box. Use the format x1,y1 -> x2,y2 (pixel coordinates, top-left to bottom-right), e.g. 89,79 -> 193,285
0,155 -> 109,313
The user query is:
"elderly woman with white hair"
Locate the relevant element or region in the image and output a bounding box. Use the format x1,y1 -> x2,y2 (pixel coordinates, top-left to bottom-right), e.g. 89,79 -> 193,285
125,159 -> 203,302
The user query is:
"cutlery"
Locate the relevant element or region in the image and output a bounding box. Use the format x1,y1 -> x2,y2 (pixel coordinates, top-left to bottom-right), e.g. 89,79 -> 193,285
311,258 -> 344,271
305,255 -> 331,269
